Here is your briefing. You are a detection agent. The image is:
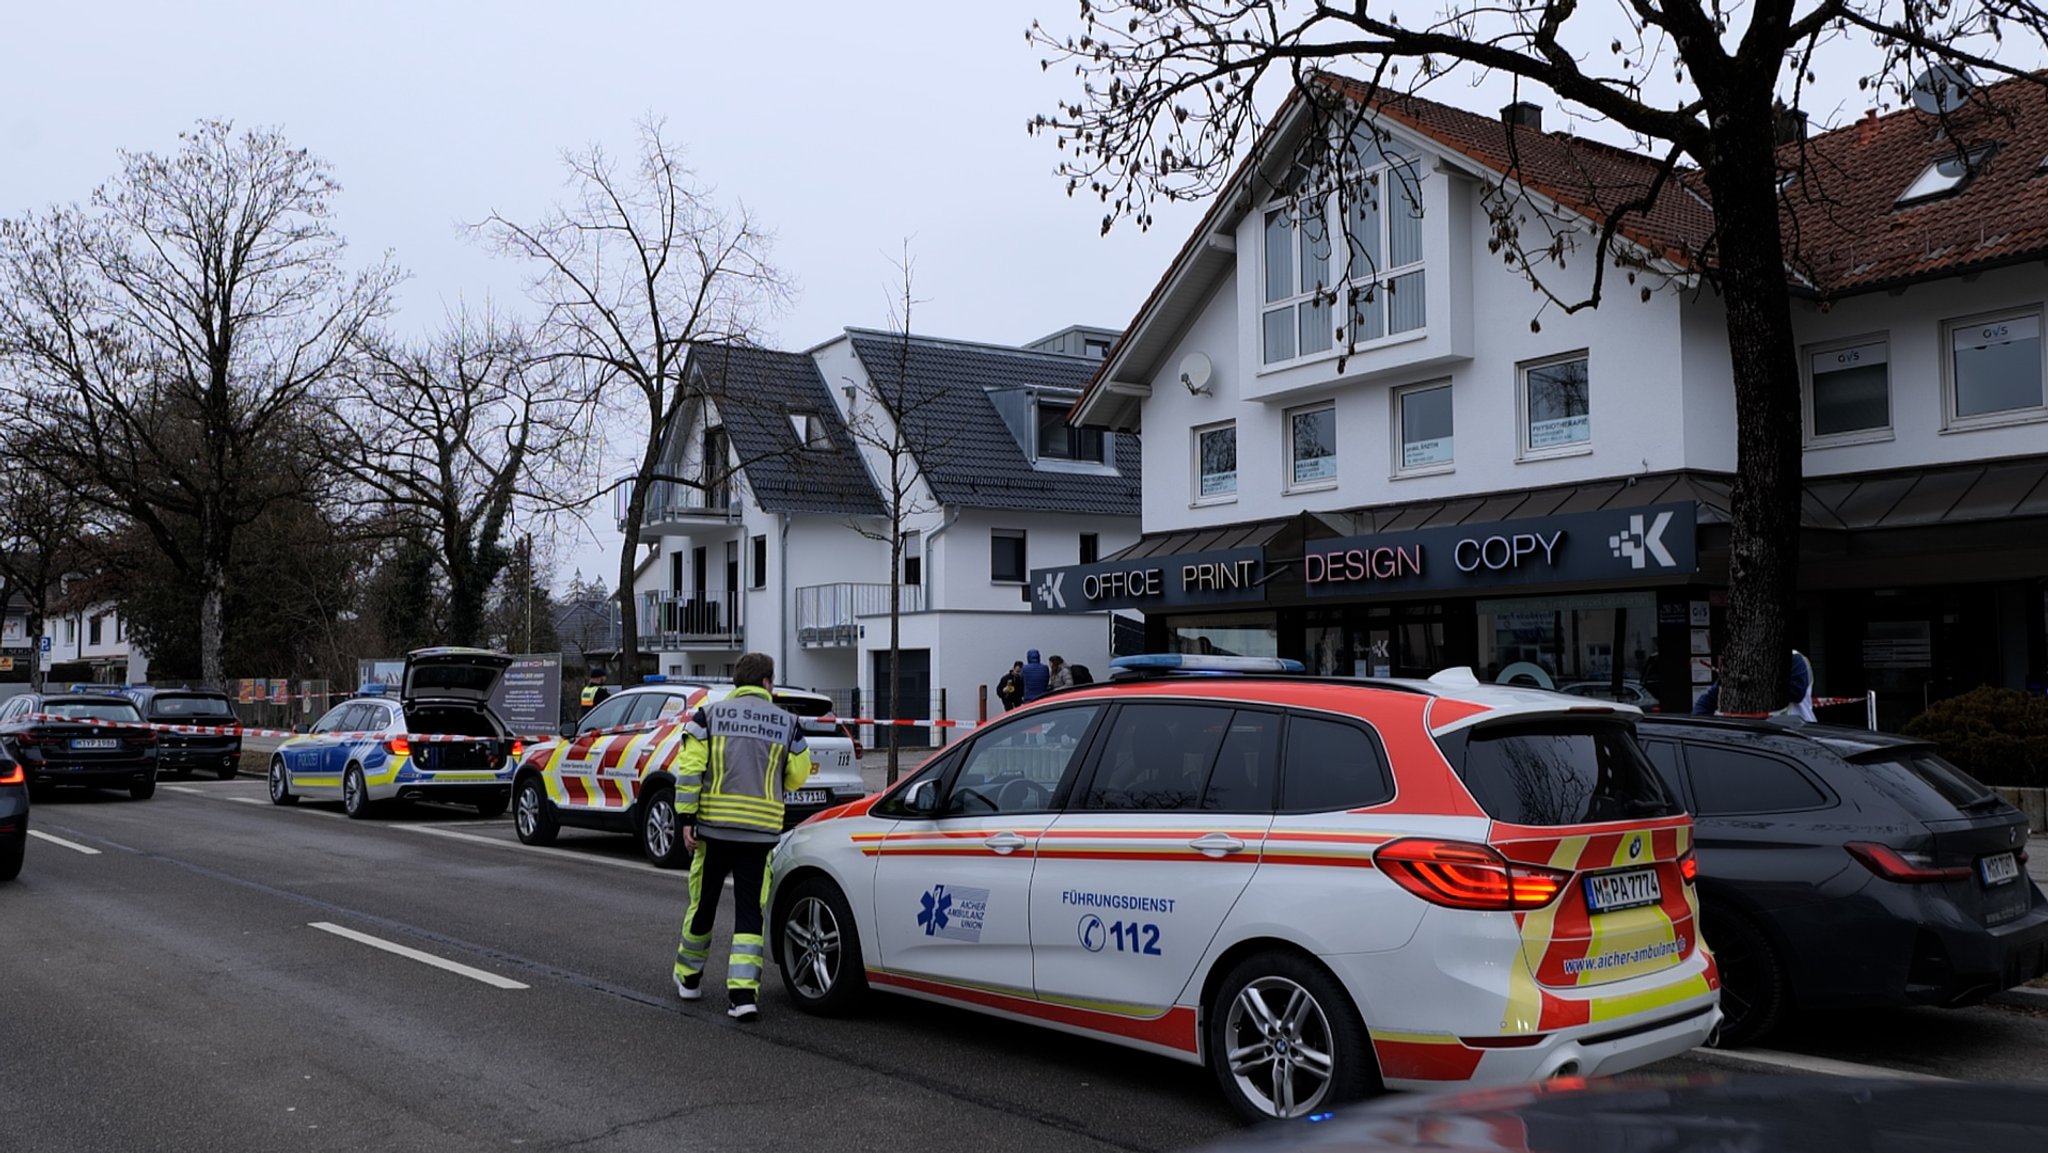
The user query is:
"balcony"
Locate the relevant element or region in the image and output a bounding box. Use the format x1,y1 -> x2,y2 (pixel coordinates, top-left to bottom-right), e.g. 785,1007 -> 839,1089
616,478 -> 742,534
641,590 -> 743,649
796,583 -> 925,648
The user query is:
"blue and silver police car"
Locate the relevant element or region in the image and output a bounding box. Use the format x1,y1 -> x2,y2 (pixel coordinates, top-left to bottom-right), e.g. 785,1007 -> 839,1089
268,647 -> 521,819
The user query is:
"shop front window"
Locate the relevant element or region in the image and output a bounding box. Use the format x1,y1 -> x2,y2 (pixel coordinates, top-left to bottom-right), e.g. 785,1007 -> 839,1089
1476,593 -> 1659,702
1162,612 -> 1278,660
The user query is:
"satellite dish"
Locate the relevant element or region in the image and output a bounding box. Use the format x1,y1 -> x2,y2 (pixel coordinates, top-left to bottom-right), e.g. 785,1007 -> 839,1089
1910,64 -> 1973,116
1178,351 -> 1214,396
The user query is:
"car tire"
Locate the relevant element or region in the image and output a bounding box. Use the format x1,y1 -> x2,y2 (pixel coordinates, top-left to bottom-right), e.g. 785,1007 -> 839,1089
513,776 -> 558,846
638,785 -> 689,869
1207,951 -> 1379,1122
268,757 -> 298,806
775,875 -> 868,1016
1704,905 -> 1787,1048
129,776 -> 157,801
342,765 -> 373,820
475,793 -> 509,820
0,831 -> 23,881
218,761 -> 238,781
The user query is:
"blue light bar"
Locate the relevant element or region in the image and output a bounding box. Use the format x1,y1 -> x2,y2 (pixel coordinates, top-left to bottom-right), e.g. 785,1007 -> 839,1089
641,674 -> 669,684
356,683 -> 389,696
1109,654 -> 1305,674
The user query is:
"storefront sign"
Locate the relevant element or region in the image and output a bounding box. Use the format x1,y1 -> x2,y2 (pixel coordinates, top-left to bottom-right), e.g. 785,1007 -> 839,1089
1030,547 -> 1267,613
1305,503 -> 1697,597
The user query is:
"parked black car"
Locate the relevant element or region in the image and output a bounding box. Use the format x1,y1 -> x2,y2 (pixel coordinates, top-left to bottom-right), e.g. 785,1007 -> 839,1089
1,741 -> 25,880
120,687 -> 241,779
1637,715 -> 2048,1046
0,691 -> 159,800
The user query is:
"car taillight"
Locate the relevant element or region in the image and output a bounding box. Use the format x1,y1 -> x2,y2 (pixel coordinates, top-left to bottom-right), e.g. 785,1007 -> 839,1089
1679,849 -> 1699,884
510,739 -> 524,759
1845,841 -> 1971,883
1375,838 -> 1568,911
130,729 -> 157,745
384,736 -> 412,757
0,762 -> 23,785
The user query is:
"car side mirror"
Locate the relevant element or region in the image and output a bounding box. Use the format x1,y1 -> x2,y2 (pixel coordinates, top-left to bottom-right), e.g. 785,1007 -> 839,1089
293,723 -> 311,735
904,779 -> 937,816
559,722 -> 578,739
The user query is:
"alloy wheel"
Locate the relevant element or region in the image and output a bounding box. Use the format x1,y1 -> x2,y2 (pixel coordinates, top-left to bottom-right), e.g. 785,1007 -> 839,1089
782,895 -> 843,1000
1222,975 -> 1337,1118
644,802 -> 675,860
515,784 -> 541,838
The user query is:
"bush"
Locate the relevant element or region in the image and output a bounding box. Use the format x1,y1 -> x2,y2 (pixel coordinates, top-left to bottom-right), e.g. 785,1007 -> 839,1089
1902,686 -> 2048,790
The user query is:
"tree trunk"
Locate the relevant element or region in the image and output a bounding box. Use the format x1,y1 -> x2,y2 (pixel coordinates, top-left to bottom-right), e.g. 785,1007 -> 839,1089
26,610 -> 45,692
887,531 -> 903,786
615,468 -> 652,685
1705,110 -> 1801,715
200,556 -> 228,690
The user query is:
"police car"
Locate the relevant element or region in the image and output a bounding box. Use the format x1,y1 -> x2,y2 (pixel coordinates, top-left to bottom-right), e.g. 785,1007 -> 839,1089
512,677 -> 864,867
268,648 -> 520,819
765,656 -> 1720,1122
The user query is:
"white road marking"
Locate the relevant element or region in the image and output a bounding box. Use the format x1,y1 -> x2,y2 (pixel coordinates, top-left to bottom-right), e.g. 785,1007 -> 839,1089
395,825 -> 666,874
228,796 -> 269,805
308,922 -> 528,990
28,830 -> 102,855
1688,1046 -> 1950,1082
165,785 -> 206,795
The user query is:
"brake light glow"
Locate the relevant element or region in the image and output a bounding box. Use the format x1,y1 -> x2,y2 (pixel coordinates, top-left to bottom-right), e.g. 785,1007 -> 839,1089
384,736 -> 412,757
1679,849 -> 1698,884
0,763 -> 23,785
1375,838 -> 1568,910
1845,841 -> 1970,883
510,740 -> 524,759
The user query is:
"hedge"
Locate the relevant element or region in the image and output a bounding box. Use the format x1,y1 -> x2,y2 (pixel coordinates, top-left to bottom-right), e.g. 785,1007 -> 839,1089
1902,686 -> 2048,790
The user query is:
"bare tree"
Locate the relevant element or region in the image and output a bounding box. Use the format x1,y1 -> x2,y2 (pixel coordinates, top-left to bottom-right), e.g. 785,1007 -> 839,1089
480,118 -> 793,679
337,305 -> 590,647
0,119 -> 398,687
0,425 -> 89,690
1028,2 -> 2048,713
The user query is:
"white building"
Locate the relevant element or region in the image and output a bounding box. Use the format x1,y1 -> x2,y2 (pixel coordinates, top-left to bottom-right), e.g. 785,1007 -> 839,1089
624,328 -> 1141,741
41,600 -> 149,685
1039,73 -> 2048,727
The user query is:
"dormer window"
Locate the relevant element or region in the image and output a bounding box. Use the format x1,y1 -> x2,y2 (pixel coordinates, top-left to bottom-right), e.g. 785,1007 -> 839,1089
1037,402 -> 1105,462
788,412 -> 828,448
1260,135 -> 1426,365
1896,145 -> 1993,207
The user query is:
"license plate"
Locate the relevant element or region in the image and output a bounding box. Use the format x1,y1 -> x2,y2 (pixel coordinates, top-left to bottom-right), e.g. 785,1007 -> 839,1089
786,789 -> 829,806
69,738 -> 119,750
1981,852 -> 2021,886
1585,868 -> 1662,912
833,751 -> 853,767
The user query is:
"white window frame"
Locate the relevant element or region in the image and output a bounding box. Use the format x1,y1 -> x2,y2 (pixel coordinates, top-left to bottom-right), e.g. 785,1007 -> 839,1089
1941,306 -> 2047,432
1391,379 -> 1455,478
1284,402 -> 1339,493
1516,351 -> 1593,461
1193,420 -> 1238,505
1258,142 -> 1427,369
1801,333 -> 1893,448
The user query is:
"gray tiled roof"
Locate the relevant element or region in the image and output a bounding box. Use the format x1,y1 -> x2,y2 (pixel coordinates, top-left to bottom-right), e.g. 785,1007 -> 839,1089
845,331 -> 1142,515
687,344 -> 885,517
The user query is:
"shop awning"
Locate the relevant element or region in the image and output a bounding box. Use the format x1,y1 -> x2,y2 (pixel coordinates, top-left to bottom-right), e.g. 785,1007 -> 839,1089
1326,472 -> 1734,535
1803,454 -> 2048,530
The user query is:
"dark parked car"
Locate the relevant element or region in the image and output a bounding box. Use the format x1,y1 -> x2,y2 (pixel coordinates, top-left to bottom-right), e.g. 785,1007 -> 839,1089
0,691 -> 160,800
1637,715 -> 2048,1046
1,740 -> 25,880
120,687 -> 241,779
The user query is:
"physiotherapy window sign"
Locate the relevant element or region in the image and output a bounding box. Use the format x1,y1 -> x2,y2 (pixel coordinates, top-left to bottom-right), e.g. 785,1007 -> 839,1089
1304,503 -> 1698,596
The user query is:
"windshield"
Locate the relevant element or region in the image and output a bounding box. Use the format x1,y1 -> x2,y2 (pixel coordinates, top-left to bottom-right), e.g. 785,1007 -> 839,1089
1441,720 -> 1681,826
47,700 -> 144,723
149,694 -> 236,719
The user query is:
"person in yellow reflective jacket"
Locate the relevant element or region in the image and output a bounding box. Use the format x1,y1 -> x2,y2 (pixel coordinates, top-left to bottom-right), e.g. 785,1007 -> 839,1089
672,652 -> 813,1020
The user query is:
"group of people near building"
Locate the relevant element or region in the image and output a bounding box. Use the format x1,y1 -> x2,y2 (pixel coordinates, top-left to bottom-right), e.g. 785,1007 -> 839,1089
996,649 -> 1093,711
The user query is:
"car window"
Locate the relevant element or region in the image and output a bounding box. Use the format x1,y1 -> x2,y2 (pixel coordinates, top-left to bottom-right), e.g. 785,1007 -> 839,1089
1082,703 -> 1231,812
362,704 -> 396,733
1444,720 -> 1680,826
943,703 -> 1101,817
46,700 -> 143,723
1203,710 -> 1283,811
311,704 -> 354,734
1851,749 -> 2004,822
651,691 -> 694,720
1641,740 -> 1688,805
578,694 -> 636,735
621,692 -> 672,727
1684,745 -> 1830,816
1280,714 -> 1394,812
149,694 -> 236,719
872,753 -> 955,819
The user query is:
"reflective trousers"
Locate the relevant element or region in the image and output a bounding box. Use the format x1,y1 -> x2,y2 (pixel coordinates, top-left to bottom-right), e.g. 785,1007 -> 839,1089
674,835 -> 772,1004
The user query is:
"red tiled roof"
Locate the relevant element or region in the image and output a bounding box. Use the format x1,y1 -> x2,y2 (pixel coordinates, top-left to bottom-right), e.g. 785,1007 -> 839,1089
1778,72 -> 2048,294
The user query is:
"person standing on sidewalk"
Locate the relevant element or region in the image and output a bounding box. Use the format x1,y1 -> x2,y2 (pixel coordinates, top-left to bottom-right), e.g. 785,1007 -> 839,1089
672,652 -> 813,1021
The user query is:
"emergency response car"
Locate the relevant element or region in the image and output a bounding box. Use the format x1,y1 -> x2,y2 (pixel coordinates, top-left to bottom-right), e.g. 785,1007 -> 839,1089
766,658 -> 1721,1122
512,678 -> 863,867
267,648 -> 520,819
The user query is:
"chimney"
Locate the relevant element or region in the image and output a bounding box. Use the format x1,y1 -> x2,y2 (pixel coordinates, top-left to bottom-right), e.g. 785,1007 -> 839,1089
1501,101 -> 1543,132
1773,104 -> 1808,145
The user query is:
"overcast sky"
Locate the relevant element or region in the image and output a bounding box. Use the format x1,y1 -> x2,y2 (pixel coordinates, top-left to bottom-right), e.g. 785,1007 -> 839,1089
5,2 -> 2031,591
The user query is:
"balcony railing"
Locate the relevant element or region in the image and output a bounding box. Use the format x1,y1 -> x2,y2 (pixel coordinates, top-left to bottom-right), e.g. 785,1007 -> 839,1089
796,582 -> 925,648
641,590 -> 743,649
616,478 -> 741,533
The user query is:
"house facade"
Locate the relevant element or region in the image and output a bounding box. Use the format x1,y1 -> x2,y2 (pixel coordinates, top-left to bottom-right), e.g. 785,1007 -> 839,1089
1036,74 -> 2048,728
41,599 -> 148,685
625,328 -> 1141,741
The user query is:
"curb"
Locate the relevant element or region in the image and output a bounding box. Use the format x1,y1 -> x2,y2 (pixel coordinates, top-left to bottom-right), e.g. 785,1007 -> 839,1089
1991,985 -> 2048,1010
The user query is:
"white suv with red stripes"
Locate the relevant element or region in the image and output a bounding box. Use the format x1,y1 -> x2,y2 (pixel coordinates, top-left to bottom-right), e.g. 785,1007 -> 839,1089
766,659 -> 1720,1121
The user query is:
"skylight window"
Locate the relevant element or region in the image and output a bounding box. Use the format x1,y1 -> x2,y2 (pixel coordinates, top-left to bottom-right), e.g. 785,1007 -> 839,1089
1896,145 -> 1993,206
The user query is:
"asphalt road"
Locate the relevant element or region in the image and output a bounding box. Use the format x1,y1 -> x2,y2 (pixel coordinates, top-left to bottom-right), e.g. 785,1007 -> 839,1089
7,775 -> 2048,1153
